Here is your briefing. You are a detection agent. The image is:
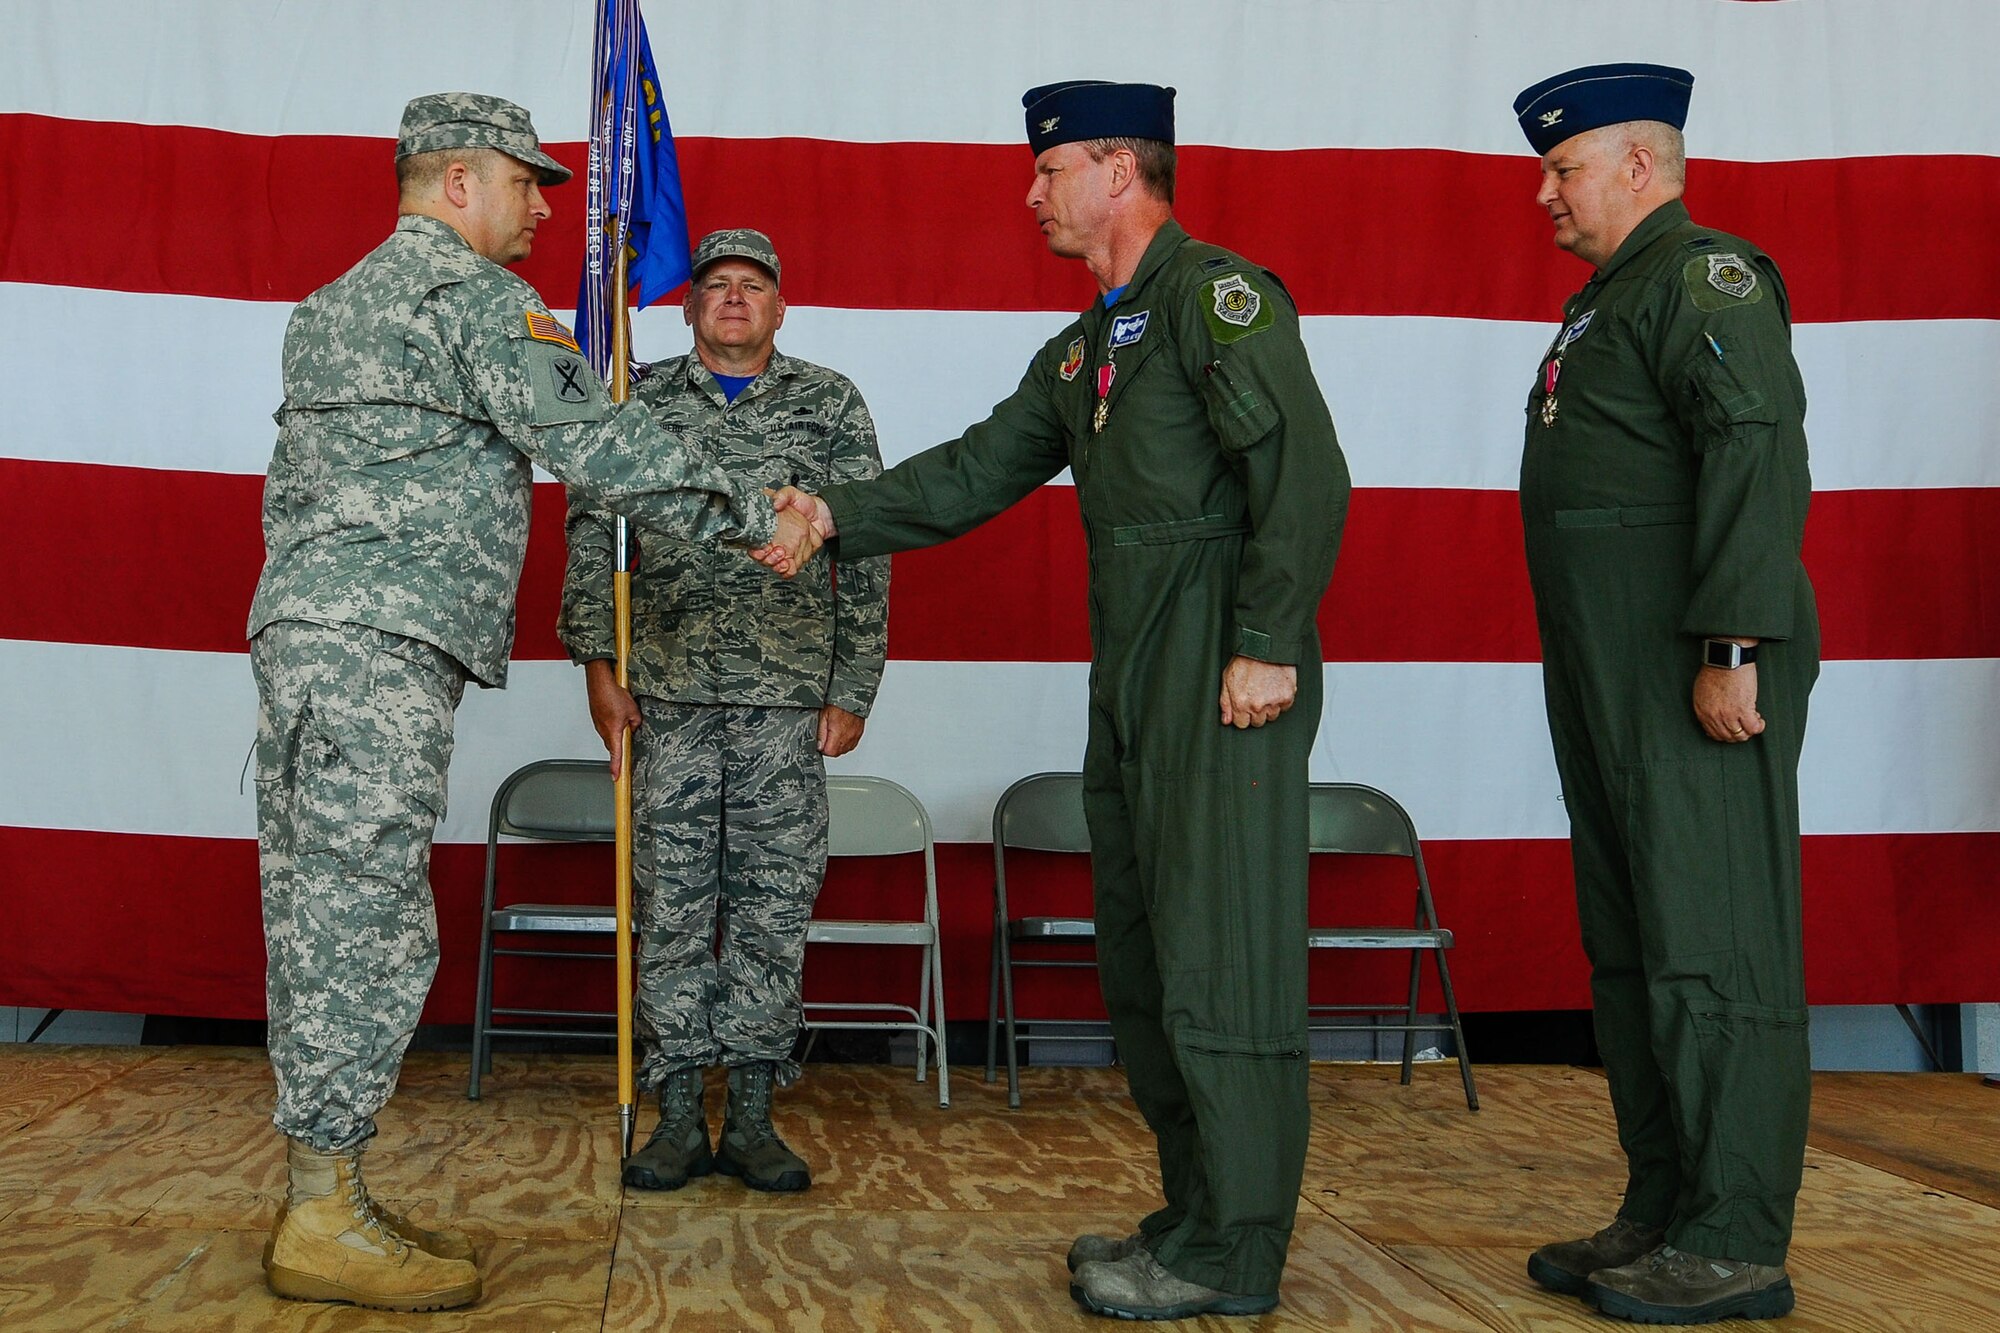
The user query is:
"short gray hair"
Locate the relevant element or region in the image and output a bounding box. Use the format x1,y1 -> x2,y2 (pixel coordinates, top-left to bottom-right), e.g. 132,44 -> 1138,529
1079,136 -> 1176,204
1622,120 -> 1686,189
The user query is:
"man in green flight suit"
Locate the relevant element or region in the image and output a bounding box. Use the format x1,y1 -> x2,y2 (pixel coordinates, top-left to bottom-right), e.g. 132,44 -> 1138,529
777,81 -> 1349,1320
1511,65 -> 1819,1325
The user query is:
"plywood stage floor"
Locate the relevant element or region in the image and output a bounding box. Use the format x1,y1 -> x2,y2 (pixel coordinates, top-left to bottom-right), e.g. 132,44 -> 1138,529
1,1047 -> 1995,1330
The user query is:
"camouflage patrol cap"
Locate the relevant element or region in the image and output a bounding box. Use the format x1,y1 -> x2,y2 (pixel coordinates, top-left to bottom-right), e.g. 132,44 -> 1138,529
397,92 -> 573,185
690,228 -> 781,285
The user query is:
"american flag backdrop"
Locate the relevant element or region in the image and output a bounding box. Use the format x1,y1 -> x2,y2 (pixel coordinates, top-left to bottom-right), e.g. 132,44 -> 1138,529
2,0 -> 1995,1024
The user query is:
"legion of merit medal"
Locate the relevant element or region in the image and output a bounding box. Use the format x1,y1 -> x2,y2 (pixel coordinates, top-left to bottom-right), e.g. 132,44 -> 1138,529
1094,360 -> 1116,433
1541,355 -> 1562,427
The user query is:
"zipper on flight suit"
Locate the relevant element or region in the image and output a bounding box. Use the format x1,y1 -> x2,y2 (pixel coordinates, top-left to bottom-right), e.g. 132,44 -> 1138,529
1078,310 -> 1119,678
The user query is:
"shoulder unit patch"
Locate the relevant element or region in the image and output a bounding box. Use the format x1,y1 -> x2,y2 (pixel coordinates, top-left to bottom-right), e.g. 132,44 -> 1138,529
525,309 -> 581,353
1682,252 -> 1765,311
1212,274 -> 1260,326
1203,272 -> 1275,344
1059,335 -> 1085,382
1705,254 -> 1758,299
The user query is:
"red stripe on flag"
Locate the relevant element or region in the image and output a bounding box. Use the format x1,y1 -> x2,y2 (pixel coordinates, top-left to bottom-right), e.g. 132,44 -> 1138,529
0,825 -> 1991,1020
6,114 -> 1998,322
0,459 -> 1991,662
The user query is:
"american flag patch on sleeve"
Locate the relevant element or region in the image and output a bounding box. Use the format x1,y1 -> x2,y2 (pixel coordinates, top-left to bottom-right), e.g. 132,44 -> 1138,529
524,310 -> 581,353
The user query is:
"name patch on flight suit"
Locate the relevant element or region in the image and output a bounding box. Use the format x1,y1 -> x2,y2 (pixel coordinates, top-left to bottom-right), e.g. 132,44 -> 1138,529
1557,309 -> 1595,350
1109,311 -> 1150,347
1684,252 -> 1764,312
1204,273 -> 1275,344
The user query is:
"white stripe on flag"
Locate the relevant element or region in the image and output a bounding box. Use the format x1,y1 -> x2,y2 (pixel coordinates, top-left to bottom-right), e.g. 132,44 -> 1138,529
3,641 -> 1994,844
4,1 -> 1994,157
13,283 -> 1999,491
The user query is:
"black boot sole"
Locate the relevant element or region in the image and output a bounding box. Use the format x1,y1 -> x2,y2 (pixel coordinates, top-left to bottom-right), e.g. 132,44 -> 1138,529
1587,1277 -> 1796,1324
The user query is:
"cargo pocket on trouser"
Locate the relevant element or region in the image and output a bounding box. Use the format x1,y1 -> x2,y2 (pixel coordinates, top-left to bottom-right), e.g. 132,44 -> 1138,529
1676,998 -> 1810,1265
1163,1025 -> 1309,1295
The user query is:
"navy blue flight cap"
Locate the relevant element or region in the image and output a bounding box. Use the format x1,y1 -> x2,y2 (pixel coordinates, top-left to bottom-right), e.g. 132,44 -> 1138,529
1023,80 -> 1175,155
1513,63 -> 1694,155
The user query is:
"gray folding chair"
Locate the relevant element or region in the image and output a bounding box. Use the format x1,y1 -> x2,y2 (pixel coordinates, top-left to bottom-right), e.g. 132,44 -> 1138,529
984,771 -> 1100,1108
803,775 -> 950,1107
467,759 -> 618,1100
1308,782 -> 1478,1110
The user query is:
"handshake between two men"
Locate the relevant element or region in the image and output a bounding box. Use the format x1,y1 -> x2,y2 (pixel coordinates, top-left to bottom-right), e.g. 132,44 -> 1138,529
744,486 -> 836,578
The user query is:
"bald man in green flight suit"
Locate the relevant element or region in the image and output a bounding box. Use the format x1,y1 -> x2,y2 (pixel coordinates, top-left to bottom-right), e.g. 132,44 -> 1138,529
778,81 -> 1348,1321
1512,64 -> 1819,1325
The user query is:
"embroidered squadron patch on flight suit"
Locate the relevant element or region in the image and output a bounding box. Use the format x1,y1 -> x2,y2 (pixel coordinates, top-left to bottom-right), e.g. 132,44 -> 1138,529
1705,255 -> 1758,299
1060,335 -> 1086,382
1204,273 -> 1276,344
1683,253 -> 1766,312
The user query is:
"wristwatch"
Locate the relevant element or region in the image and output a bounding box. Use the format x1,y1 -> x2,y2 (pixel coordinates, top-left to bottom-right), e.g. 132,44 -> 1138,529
1703,639 -> 1759,669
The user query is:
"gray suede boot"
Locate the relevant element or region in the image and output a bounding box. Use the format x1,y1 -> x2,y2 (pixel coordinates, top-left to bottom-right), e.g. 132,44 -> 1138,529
1586,1245 -> 1796,1324
622,1066 -> 713,1191
1066,1231 -> 1147,1273
1528,1215 -> 1669,1295
713,1062 -> 811,1192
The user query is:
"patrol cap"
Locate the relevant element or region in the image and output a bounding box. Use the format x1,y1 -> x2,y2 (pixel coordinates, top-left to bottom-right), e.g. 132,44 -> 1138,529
1022,81 -> 1175,156
396,92 -> 573,185
690,228 -> 781,285
1512,63 -> 1694,156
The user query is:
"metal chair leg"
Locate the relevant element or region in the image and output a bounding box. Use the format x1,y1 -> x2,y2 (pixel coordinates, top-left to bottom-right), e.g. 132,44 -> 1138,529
1400,946 -> 1422,1086
930,925 -> 951,1108
986,916 -> 1002,1084
1434,944 -> 1478,1111
1000,928 -> 1022,1109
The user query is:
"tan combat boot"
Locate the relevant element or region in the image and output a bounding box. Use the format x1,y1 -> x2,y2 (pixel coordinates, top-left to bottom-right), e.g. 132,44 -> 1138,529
261,1135 -> 475,1266
264,1199 -> 475,1265
264,1140 -> 481,1312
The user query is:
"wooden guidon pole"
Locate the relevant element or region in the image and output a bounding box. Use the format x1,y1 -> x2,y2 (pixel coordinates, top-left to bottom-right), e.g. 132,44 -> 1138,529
609,237 -> 638,1160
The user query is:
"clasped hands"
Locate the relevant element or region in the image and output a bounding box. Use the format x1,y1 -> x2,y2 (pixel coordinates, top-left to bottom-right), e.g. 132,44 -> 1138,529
745,487 -> 840,576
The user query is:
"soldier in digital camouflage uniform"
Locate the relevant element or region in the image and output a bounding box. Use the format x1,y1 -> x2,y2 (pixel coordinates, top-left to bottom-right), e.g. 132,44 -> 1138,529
247,94 -> 816,1314
1511,67 -> 1817,1326
777,83 -> 1349,1321
560,229 -> 889,1196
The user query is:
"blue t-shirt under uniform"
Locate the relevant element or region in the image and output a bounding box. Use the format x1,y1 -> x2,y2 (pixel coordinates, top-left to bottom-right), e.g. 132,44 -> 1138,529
713,372 -> 756,403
